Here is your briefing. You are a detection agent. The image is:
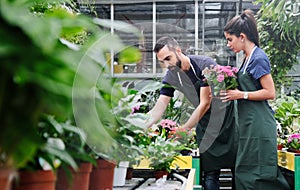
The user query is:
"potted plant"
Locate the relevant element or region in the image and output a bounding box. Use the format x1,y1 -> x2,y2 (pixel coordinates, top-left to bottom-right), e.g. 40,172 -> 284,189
177,128 -> 198,156
88,154 -> 116,190
108,94 -> 147,186
15,116 -> 78,190
273,94 -> 300,151
140,119 -> 189,179
0,0 -> 87,167
86,69 -> 147,188
143,134 -> 183,179
273,95 -> 300,136
286,133 -> 300,153
35,115 -> 97,190
121,82 -> 194,180
152,119 -> 196,155
277,136 -> 286,150
0,1 -> 136,189
109,134 -> 144,184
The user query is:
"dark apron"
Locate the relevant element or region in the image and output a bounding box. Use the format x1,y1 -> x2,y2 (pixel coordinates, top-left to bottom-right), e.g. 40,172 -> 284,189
196,98 -> 238,172
235,71 -> 290,190
177,70 -> 238,172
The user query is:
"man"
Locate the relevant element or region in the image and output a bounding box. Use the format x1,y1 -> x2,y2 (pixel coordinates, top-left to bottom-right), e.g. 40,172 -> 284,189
147,36 -> 237,190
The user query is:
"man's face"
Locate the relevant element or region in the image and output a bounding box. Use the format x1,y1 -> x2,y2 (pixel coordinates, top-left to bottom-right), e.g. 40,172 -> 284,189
156,45 -> 181,71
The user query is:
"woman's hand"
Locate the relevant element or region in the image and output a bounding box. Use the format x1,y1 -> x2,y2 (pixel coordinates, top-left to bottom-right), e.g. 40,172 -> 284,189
220,89 -> 243,102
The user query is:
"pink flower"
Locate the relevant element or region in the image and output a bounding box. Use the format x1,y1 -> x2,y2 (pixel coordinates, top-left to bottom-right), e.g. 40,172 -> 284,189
160,119 -> 177,130
232,67 -> 239,73
288,133 -> 300,143
217,74 -> 224,82
221,66 -> 230,74
131,105 -> 140,114
202,64 -> 238,96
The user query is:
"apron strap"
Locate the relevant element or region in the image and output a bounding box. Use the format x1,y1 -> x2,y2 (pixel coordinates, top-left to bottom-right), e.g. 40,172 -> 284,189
243,46 -> 257,74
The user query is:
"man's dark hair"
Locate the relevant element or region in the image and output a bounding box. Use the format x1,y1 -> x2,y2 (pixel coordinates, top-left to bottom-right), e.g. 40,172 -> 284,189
153,36 -> 179,53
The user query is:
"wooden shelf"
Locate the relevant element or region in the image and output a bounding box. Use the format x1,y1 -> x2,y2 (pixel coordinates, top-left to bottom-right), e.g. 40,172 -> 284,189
131,156 -> 202,189
277,150 -> 300,189
134,156 -> 192,169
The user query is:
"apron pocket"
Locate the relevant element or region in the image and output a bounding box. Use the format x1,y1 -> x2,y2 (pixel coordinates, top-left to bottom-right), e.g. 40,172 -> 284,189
259,137 -> 277,179
238,137 -> 259,166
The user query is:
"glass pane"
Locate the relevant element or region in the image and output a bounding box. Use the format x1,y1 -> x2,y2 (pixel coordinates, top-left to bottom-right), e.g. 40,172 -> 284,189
156,2 -> 195,73
113,3 -> 153,74
198,2 -> 237,66
79,1 -> 262,76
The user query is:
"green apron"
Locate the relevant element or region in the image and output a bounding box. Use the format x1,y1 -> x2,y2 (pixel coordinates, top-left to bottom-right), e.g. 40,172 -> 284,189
196,98 -> 238,172
178,62 -> 238,172
235,71 -> 290,190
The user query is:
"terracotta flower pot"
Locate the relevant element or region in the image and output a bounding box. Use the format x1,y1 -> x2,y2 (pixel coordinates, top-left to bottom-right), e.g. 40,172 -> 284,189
126,167 -> 134,180
277,144 -> 284,150
89,159 -> 116,190
288,148 -> 300,153
56,162 -> 92,190
0,167 -> 17,190
154,170 -> 169,180
16,170 -> 56,190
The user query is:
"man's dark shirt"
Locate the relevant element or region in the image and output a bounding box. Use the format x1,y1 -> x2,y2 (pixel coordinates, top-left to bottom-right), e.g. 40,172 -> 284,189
160,55 -> 217,107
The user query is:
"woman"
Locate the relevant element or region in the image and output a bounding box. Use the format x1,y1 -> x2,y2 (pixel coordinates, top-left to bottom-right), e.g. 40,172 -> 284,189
222,10 -> 290,190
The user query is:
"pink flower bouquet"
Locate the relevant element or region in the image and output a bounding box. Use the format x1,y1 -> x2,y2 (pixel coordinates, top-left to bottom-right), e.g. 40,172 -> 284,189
202,65 -> 239,96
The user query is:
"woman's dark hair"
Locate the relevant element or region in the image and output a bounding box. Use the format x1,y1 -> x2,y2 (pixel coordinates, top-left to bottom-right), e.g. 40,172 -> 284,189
153,35 -> 179,53
224,9 -> 259,47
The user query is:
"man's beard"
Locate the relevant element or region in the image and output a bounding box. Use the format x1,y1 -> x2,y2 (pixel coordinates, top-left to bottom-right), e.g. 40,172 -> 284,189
168,54 -> 182,72
176,59 -> 182,69
168,60 -> 181,72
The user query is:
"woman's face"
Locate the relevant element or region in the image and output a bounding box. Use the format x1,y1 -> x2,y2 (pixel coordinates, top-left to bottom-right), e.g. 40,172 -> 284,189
224,32 -> 244,53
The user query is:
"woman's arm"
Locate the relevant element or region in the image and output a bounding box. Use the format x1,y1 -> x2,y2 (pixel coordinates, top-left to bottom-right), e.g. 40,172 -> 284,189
222,74 -> 275,102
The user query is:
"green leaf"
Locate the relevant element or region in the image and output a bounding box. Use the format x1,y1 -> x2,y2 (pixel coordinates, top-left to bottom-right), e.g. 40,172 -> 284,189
43,142 -> 78,170
118,46 -> 142,64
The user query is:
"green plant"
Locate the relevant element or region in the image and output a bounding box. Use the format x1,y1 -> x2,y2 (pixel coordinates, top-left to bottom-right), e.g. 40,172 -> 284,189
128,80 -> 163,115
164,96 -> 193,124
258,17 -> 299,91
32,115 -> 99,184
256,0 -> 300,92
109,92 -> 148,166
20,117 -> 78,172
0,0 -> 136,169
256,0 -> 300,44
129,81 -> 193,124
40,115 -> 97,165
176,128 -> 198,151
138,118 -> 190,172
277,136 -> 286,146
121,81 -> 196,169
144,135 -> 183,173
109,117 -> 145,166
273,95 -> 300,135
0,0 -> 81,168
